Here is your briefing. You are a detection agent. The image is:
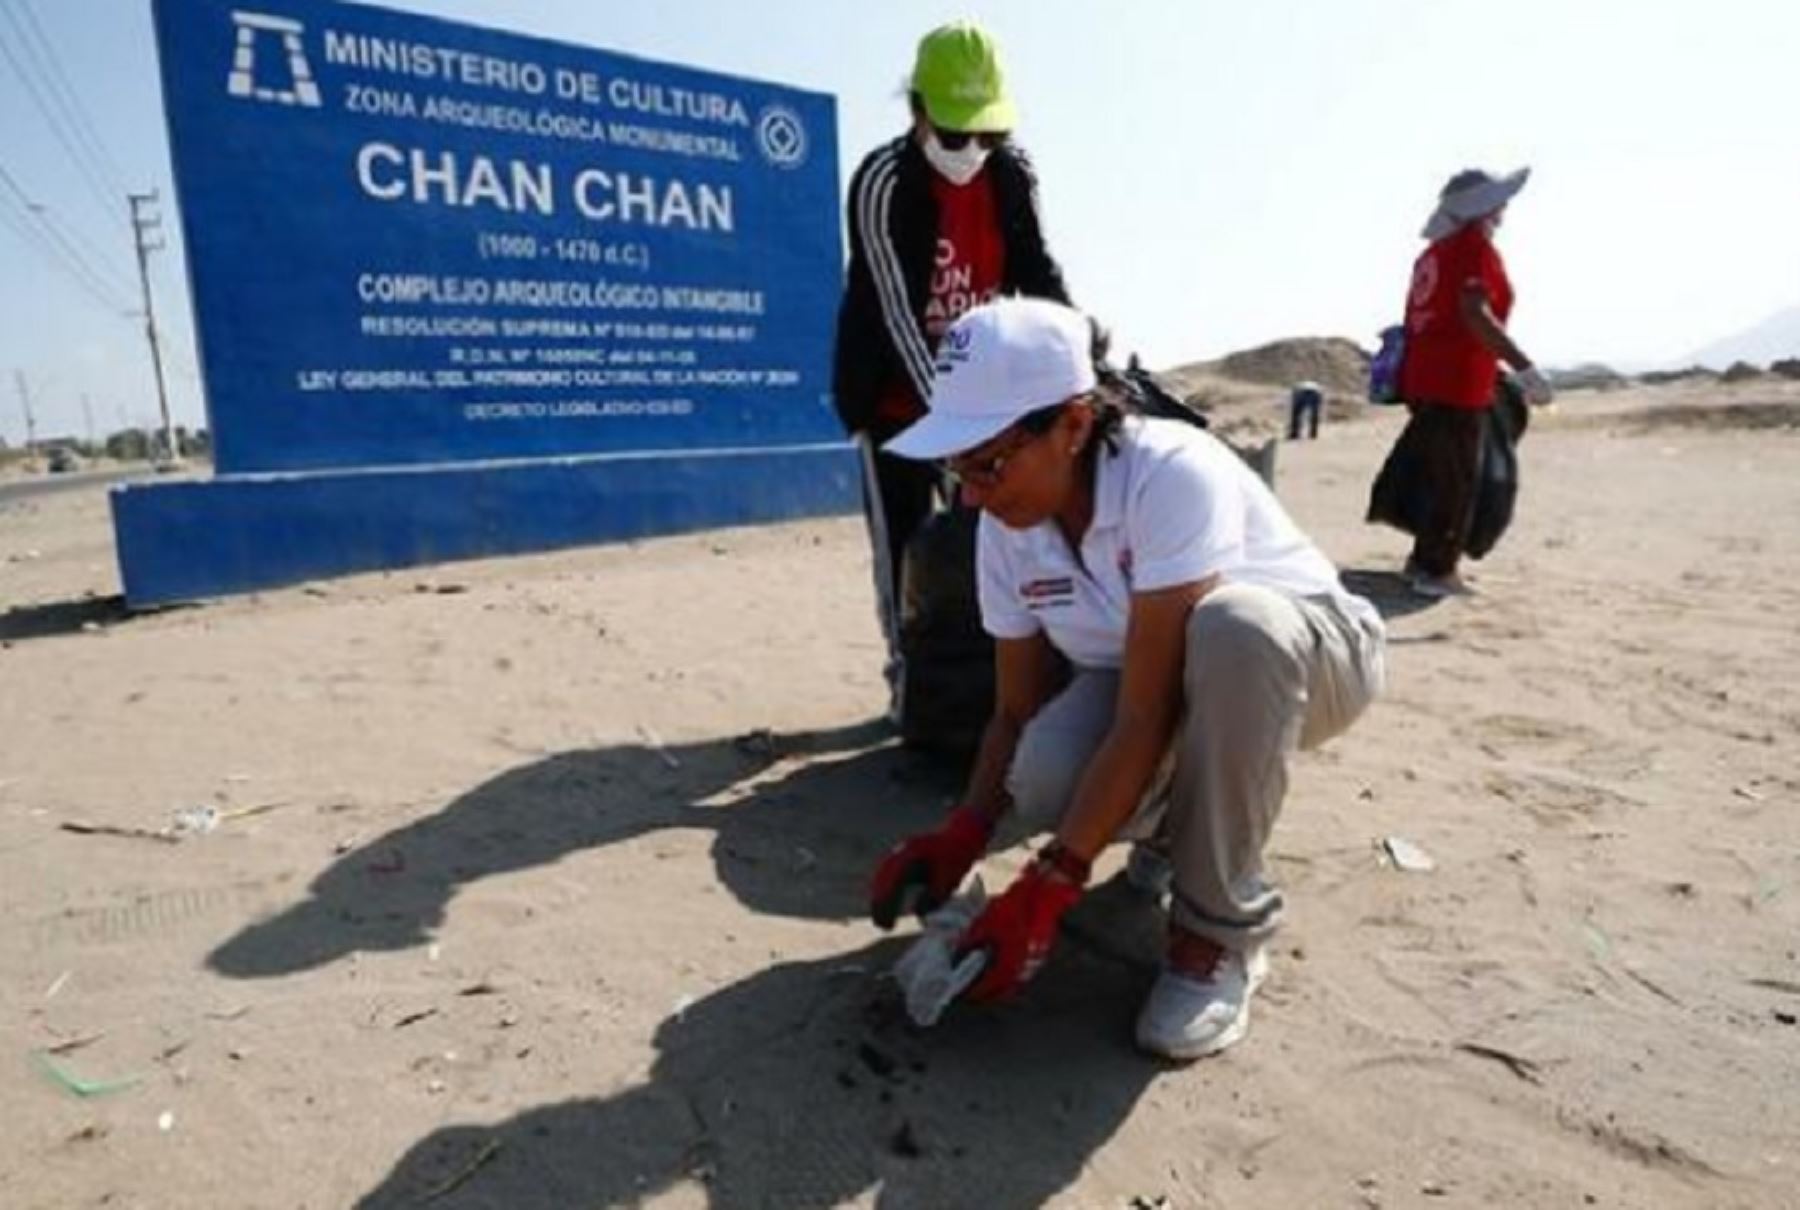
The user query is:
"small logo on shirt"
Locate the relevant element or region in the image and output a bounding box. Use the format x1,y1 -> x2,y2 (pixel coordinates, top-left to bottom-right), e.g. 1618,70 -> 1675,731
1020,576 -> 1074,609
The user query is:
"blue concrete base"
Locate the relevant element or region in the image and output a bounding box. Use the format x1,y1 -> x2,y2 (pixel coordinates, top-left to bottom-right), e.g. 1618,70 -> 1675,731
110,443 -> 861,607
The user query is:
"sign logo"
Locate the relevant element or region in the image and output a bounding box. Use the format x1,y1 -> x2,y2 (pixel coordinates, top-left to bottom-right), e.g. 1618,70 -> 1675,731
756,105 -> 807,168
226,11 -> 321,107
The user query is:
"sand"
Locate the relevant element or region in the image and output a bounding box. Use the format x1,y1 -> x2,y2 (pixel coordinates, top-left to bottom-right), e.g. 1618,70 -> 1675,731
2,381 -> 1797,1208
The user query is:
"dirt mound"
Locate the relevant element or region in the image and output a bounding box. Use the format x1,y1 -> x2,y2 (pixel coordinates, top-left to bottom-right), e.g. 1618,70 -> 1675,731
1200,337 -> 1372,396
1152,338 -> 1375,444
1548,363 -> 1630,392
1721,360 -> 1765,383
1637,366 -> 1719,387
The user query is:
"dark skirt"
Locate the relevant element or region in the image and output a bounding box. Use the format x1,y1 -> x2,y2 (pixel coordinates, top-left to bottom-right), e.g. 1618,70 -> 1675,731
1367,385 -> 1528,571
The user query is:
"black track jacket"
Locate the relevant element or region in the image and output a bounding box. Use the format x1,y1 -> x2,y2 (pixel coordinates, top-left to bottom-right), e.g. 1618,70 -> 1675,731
832,135 -> 1071,441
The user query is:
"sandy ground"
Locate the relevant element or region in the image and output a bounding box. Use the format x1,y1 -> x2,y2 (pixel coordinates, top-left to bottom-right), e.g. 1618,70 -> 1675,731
2,382 -> 1798,1209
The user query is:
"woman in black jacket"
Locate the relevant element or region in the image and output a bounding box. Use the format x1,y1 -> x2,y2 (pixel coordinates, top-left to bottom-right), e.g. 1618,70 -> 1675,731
833,20 -> 1071,718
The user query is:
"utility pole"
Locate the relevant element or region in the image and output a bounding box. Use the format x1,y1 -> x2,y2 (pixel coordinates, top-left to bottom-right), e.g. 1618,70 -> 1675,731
80,393 -> 96,450
13,370 -> 35,452
110,399 -> 141,462
128,191 -> 179,466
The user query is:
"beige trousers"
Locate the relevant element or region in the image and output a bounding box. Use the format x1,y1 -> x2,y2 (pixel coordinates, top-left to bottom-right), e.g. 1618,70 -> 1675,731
1004,583 -> 1386,949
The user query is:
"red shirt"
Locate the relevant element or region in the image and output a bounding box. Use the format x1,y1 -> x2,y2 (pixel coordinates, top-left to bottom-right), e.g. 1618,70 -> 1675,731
1398,224 -> 1513,409
875,168 -> 1007,427
923,169 -> 1005,338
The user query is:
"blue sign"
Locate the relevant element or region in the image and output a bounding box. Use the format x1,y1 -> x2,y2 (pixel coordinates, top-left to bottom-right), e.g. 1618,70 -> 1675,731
153,0 -> 842,474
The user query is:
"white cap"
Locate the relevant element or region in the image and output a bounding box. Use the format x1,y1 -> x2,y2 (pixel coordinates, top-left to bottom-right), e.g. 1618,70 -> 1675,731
884,297 -> 1097,460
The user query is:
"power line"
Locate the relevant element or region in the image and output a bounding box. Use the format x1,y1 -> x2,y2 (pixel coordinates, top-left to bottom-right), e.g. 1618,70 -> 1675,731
0,185 -> 132,312
0,2 -> 127,240
0,212 -> 129,313
0,194 -> 94,301
0,159 -> 134,307
0,0 -> 125,219
32,199 -> 134,297
6,0 -> 131,200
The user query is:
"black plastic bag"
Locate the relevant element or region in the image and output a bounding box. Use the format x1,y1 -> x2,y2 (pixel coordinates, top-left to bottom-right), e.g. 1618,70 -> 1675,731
1366,383 -> 1528,561
898,504 -> 994,755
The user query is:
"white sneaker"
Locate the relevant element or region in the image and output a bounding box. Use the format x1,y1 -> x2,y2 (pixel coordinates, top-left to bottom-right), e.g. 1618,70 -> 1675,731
1135,945 -> 1270,1060
1124,843 -> 1173,900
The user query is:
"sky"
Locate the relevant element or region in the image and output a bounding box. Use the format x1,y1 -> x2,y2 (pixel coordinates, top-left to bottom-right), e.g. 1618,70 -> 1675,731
2,0 -> 1797,446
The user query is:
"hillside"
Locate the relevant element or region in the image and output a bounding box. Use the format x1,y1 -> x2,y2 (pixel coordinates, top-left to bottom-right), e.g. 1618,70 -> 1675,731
1156,336 -> 1372,439
1686,304 -> 1800,369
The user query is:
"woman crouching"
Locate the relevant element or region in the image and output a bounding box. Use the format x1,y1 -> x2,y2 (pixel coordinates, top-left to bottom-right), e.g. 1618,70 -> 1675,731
868,297 -> 1386,1059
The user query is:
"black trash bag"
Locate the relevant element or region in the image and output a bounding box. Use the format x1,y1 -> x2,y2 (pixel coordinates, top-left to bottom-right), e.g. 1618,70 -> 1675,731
898,504 -> 994,755
1366,380 -> 1528,561
1466,385 -> 1528,558
1365,420 -> 1429,538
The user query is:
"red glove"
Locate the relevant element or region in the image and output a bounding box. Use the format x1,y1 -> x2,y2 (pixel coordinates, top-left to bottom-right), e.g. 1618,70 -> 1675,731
868,806 -> 993,930
956,850 -> 1087,1003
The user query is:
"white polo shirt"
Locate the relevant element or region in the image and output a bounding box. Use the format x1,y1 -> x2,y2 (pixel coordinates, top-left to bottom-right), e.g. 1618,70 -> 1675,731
977,416 -> 1379,669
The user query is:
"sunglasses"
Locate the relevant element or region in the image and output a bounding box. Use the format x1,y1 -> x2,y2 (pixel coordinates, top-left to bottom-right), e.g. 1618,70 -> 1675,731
940,426 -> 1040,488
933,126 -> 1010,152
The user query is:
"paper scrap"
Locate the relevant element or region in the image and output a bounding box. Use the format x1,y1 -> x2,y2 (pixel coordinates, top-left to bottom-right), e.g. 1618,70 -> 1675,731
1381,836 -> 1436,873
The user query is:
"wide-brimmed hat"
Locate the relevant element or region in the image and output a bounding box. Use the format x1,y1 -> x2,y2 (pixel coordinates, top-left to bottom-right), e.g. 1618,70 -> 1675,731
1421,167 -> 1530,240
910,21 -> 1017,132
884,298 -> 1096,461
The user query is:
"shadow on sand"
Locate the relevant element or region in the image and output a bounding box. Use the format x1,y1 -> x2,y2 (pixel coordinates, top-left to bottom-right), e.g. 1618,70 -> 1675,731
0,593 -> 141,643
353,880 -> 1173,1209
1338,567 -> 1441,621
210,717 -> 1185,1206
209,720 -> 958,978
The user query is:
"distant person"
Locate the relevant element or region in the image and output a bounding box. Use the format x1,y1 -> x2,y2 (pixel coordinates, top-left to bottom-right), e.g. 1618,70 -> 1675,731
1288,380 -> 1323,440
867,299 -> 1385,1059
833,20 -> 1071,719
1394,168 -> 1552,597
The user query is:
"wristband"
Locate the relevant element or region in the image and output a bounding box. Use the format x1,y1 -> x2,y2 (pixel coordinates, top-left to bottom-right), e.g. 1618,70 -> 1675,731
1036,841 -> 1092,887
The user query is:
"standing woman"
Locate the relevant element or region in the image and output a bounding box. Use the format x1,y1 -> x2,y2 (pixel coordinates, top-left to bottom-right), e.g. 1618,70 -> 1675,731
1397,168 -> 1552,597
833,21 -> 1071,716
867,299 -> 1385,1060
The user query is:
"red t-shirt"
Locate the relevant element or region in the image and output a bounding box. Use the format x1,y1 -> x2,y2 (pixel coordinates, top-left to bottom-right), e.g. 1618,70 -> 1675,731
923,170 -> 1005,338
874,168 -> 1007,427
1398,224 -> 1513,409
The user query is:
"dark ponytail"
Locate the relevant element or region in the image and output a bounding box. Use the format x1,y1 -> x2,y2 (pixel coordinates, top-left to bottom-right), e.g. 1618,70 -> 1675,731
1085,315 -> 1130,455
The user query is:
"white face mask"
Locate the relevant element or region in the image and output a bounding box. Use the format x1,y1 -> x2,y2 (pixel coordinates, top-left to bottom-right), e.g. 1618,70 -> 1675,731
922,130 -> 992,186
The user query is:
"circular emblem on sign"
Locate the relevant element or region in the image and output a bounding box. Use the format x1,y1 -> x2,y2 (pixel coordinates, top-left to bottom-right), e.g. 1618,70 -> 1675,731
756,105 -> 808,169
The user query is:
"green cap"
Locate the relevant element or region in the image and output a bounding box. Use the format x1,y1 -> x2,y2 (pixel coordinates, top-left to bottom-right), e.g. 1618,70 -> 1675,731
910,21 -> 1017,133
